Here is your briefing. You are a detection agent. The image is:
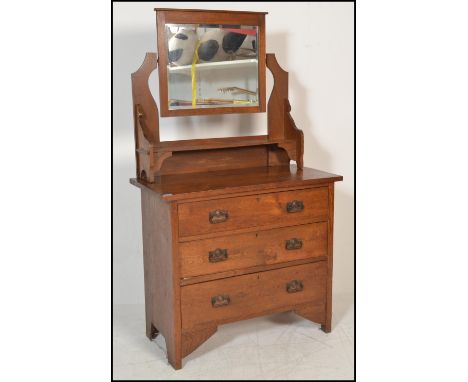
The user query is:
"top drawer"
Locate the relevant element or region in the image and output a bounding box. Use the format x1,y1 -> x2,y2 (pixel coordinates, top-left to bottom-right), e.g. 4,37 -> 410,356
178,187 -> 328,238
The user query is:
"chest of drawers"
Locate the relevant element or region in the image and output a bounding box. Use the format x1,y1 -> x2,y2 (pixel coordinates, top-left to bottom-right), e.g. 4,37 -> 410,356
130,166 -> 342,369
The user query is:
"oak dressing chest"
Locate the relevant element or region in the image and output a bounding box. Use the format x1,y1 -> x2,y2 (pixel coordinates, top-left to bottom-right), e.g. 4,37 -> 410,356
130,8 -> 343,369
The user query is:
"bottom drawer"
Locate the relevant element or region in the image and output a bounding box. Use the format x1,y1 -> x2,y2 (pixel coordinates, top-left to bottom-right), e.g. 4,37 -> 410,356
181,261 -> 327,330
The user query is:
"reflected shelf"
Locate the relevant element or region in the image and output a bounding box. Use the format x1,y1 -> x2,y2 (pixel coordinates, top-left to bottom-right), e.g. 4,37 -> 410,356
167,58 -> 258,75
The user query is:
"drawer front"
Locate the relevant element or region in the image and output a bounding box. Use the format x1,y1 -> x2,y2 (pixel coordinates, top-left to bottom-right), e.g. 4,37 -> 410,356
180,222 -> 328,278
181,262 -> 327,330
178,187 -> 328,238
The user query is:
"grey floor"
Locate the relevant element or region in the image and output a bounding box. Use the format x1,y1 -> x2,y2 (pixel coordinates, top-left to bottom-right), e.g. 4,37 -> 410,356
113,293 -> 354,380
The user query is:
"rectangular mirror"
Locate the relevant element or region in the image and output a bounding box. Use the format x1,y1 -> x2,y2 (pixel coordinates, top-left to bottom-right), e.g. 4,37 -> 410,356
166,24 -> 259,111
156,9 -> 266,117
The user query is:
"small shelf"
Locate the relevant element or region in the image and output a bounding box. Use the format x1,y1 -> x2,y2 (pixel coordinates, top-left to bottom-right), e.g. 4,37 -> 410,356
154,135 -> 292,153
167,59 -> 258,75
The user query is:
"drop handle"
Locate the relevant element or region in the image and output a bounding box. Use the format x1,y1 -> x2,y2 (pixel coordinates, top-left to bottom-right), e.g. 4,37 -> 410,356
285,238 -> 303,250
209,209 -> 229,224
209,248 -> 228,263
211,294 -> 231,308
286,200 -> 304,213
286,280 -> 304,293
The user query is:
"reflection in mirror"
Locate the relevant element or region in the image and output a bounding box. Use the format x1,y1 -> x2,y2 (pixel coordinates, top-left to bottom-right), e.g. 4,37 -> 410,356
165,24 -> 259,111
149,54 -> 273,142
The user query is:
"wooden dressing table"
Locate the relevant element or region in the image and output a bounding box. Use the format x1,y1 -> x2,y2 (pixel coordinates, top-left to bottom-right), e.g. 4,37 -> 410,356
129,8 -> 342,369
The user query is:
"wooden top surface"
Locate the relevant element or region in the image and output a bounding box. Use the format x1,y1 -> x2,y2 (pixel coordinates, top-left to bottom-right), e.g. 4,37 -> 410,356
130,165 -> 343,201
154,8 -> 268,15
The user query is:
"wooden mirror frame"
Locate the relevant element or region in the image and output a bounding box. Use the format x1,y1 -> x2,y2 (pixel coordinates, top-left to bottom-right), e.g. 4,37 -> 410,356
155,8 -> 267,117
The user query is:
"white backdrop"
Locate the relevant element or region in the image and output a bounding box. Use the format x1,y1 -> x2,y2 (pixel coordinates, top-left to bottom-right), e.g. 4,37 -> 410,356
113,2 -> 354,304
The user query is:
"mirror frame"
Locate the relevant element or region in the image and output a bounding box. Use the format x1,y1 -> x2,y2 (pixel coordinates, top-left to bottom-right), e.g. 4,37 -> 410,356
155,8 -> 267,117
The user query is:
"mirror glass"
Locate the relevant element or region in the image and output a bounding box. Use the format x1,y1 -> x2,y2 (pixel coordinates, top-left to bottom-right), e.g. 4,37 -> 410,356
165,23 -> 259,110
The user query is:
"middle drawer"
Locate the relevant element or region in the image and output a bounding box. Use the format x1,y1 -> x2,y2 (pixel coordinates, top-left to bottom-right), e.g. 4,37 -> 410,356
179,222 -> 328,279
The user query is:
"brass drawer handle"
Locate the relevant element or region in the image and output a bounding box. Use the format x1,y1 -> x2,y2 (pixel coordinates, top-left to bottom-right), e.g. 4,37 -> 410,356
209,209 -> 229,224
285,238 -> 303,250
286,280 -> 304,293
286,200 -> 304,213
209,248 -> 228,263
211,294 -> 230,308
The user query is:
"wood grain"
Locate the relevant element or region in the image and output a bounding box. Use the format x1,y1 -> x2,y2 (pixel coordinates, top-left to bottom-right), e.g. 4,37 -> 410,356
131,165 -> 342,201
131,53 -> 159,181
181,326 -> 217,357
181,262 -> 327,330
178,187 -> 329,237
322,182 -> 335,333
155,135 -> 271,151
266,53 -> 304,168
159,146 -> 268,175
154,8 -> 268,15
294,302 -> 326,324
140,189 -> 182,369
180,257 -> 327,286
153,138 -> 295,176
179,222 -> 327,278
